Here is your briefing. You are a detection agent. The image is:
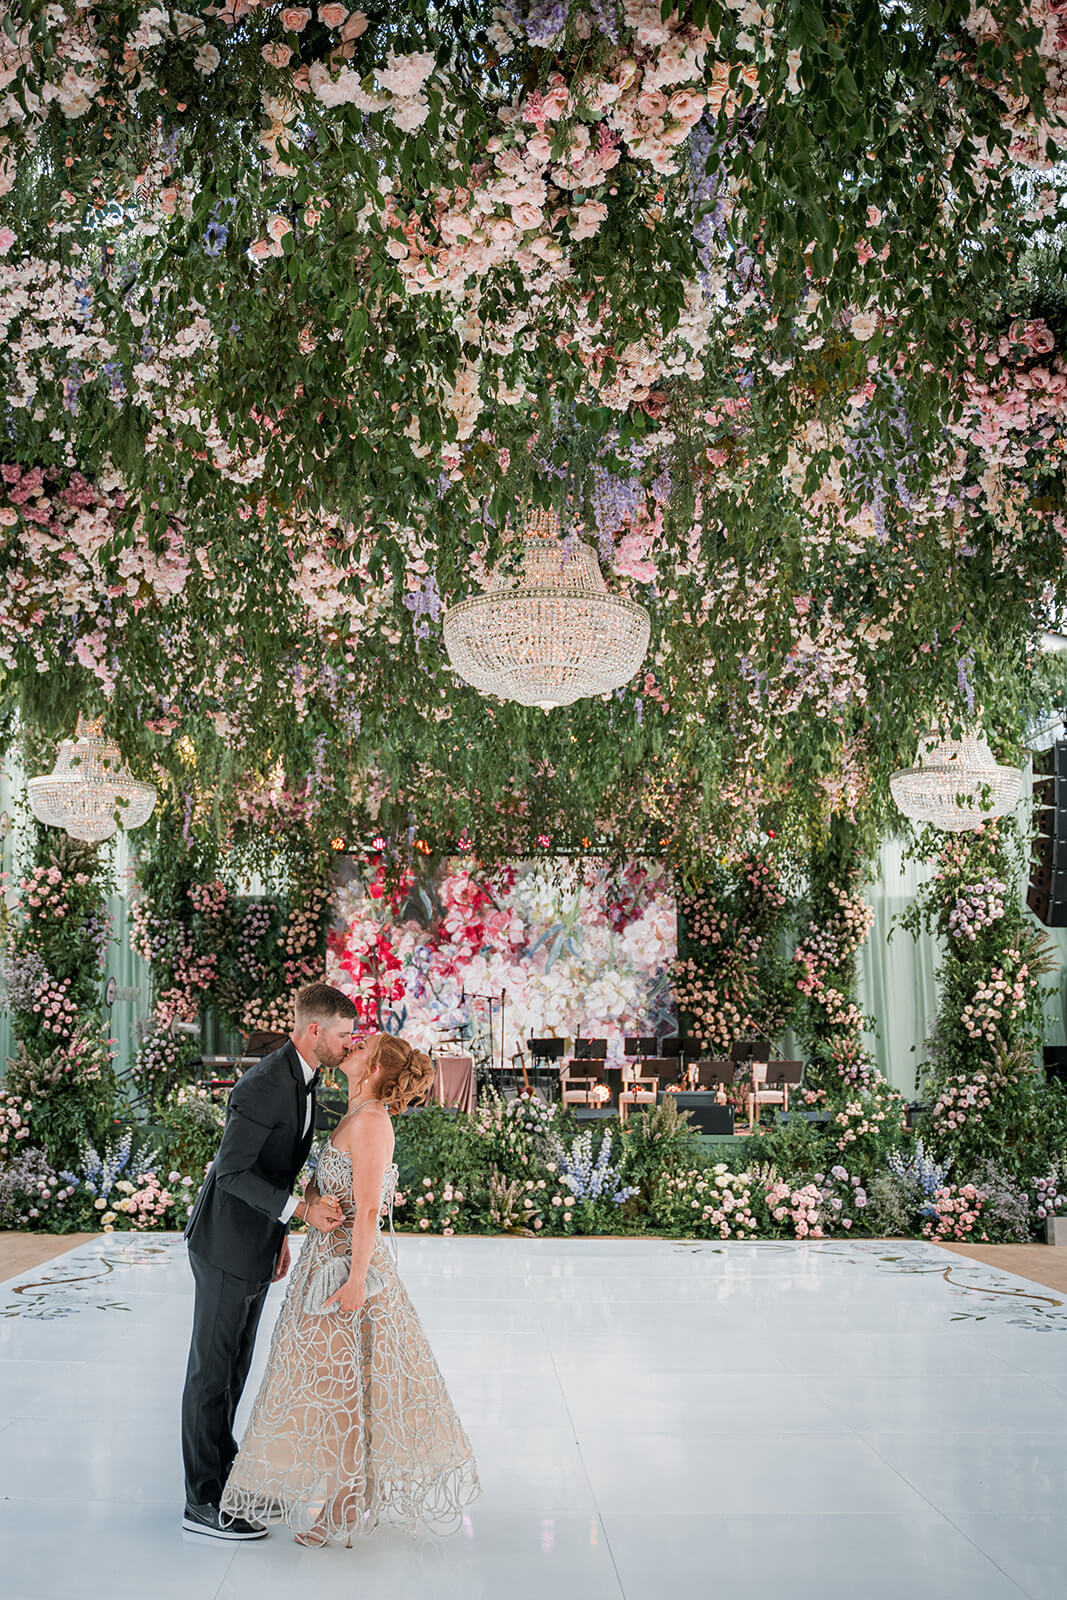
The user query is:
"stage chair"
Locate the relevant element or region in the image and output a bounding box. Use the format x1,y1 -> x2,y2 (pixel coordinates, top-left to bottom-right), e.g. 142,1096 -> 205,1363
560,1061 -> 603,1109
620,1055 -> 673,1122
747,1059 -> 804,1132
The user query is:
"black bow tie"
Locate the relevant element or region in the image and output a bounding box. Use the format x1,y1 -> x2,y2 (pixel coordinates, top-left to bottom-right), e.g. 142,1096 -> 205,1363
308,1069 -> 321,1092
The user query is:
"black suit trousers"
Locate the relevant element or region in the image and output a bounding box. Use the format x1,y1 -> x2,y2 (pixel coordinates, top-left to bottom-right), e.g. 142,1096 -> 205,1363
181,1250 -> 273,1509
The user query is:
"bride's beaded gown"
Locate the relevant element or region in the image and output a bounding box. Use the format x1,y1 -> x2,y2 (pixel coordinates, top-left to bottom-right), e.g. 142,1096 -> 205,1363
221,1119 -> 480,1543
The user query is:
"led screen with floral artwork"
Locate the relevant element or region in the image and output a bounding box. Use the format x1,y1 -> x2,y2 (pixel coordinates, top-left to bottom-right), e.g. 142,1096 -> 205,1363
327,859 -> 677,1064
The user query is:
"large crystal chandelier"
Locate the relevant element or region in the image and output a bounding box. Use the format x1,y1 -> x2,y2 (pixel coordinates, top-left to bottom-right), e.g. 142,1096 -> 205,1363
27,717 -> 157,844
442,507 -> 650,710
889,729 -> 1021,832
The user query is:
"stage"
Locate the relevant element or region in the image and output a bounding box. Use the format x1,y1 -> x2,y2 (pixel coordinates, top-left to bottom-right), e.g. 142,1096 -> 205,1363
1,1235 -> 1066,1599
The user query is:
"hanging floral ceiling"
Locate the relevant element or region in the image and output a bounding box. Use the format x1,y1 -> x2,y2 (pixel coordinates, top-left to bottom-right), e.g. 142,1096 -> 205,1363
1,0 -> 1066,865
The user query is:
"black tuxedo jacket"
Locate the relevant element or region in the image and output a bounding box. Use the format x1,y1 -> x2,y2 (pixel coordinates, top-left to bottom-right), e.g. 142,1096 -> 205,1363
184,1041 -> 317,1282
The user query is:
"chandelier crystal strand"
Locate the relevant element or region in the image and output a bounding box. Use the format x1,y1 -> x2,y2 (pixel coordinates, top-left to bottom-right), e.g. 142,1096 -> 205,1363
889,730 -> 1022,833
27,716 -> 158,844
443,507 -> 650,710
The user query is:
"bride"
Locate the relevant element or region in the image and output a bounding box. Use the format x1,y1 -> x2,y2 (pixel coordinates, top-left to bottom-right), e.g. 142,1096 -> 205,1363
221,1033 -> 480,1545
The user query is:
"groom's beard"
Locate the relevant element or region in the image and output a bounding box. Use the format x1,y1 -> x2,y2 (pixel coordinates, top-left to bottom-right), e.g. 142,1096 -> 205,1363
314,1040 -> 350,1072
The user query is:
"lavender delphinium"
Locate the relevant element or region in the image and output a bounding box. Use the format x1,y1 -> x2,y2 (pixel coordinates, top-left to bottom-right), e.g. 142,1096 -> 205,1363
73,1130 -> 162,1201
887,1137 -> 950,1203
558,1128 -> 638,1207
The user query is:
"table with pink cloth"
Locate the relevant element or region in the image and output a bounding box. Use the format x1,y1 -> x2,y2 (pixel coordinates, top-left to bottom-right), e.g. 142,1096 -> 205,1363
431,1054 -> 476,1112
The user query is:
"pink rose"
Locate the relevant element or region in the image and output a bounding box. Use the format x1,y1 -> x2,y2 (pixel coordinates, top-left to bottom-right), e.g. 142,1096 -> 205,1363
261,42 -> 292,66
0,226 -> 14,254
266,215 -> 292,242
571,198 -> 607,240
636,88 -> 668,120
668,88 -> 704,122
281,6 -> 312,30
318,2 -> 348,23
511,200 -> 544,231
341,10 -> 368,39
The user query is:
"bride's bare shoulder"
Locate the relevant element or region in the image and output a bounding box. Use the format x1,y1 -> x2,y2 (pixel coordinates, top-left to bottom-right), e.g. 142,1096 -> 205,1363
334,1102 -> 394,1153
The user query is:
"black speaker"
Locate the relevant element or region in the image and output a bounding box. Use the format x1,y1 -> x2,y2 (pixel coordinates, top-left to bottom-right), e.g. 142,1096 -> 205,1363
668,1094 -> 734,1134
1043,1045 -> 1067,1084
1029,743 -> 1067,926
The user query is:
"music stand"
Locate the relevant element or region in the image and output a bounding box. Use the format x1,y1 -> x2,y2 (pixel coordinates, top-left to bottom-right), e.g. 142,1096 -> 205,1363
574,1038 -> 608,1060
528,1038 -> 566,1065
730,1040 -> 771,1064
624,1036 -> 658,1058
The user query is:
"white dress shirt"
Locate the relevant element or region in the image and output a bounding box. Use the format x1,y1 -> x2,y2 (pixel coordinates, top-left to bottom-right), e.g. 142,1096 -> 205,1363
278,1049 -> 317,1224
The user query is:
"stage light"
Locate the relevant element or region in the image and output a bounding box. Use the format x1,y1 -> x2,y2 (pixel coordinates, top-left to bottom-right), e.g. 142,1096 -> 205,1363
414,838 -> 432,855
370,835 -> 387,851
330,837 -> 346,851
537,834 -> 550,847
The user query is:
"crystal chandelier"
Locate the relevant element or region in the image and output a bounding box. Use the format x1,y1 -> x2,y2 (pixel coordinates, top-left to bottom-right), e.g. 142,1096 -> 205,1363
889,729 -> 1021,833
442,507 -> 650,710
27,717 -> 158,844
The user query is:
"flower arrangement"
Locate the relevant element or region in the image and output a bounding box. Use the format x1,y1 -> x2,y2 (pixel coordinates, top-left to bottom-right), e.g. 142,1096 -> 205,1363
0,1149 -> 77,1229
4,829 -> 113,1058
651,1163 -> 759,1239
921,1183 -> 991,1243
905,821 -> 1061,1172
61,1130 -> 198,1233
0,1090 -> 32,1156
1032,1169 -> 1067,1225
555,1127 -> 639,1210
672,856 -> 794,1052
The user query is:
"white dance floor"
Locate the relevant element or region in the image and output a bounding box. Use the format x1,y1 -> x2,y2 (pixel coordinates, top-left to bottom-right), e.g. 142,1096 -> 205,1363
2,1234 -> 1067,1600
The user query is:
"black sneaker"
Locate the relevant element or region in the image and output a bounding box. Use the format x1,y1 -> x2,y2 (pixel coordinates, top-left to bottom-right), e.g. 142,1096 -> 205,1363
182,1503 -> 268,1540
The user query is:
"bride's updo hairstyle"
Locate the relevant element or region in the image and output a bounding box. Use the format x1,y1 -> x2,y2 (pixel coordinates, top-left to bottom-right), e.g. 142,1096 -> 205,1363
366,1034 -> 434,1113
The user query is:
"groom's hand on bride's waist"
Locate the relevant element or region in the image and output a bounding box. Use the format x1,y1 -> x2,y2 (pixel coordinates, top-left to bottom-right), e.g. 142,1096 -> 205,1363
296,1193 -> 345,1233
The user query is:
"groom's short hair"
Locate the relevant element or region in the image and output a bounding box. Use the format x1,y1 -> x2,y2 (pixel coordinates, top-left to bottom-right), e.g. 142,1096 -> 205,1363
293,983 -> 358,1027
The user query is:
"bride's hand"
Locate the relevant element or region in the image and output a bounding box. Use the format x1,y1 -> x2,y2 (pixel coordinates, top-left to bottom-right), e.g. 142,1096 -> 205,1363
324,1275 -> 366,1316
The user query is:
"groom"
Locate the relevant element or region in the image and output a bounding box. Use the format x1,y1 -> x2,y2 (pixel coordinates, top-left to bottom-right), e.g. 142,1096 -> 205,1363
181,982 -> 358,1540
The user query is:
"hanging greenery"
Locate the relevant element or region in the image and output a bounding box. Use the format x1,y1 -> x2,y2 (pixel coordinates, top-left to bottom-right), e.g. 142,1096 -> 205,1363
0,1 -> 1060,866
